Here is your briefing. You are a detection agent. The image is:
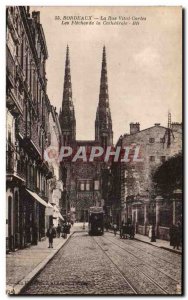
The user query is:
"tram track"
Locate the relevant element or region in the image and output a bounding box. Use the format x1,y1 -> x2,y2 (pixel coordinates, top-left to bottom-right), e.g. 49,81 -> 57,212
105,231 -> 180,267
93,235 -> 179,294
92,236 -> 138,294
103,235 -> 180,283
107,231 -> 181,267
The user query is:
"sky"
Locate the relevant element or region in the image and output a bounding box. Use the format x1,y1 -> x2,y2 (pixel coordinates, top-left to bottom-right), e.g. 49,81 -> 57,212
31,6 -> 182,142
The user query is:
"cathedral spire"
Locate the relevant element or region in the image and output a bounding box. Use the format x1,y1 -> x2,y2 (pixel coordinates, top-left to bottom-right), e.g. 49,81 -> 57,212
59,46 -> 76,145
99,46 -> 109,105
62,45 -> 72,106
95,46 -> 113,146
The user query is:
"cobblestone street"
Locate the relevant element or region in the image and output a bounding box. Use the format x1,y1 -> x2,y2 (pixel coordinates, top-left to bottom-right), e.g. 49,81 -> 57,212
22,231 -> 182,295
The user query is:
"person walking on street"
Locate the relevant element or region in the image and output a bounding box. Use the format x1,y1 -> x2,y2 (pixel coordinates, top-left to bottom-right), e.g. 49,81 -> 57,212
61,222 -> 67,239
113,223 -> 117,236
175,221 -> 182,250
120,221 -> 124,238
56,223 -> 61,238
46,224 -> 56,248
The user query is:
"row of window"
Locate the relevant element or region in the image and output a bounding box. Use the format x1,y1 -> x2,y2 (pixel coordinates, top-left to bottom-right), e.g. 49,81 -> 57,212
79,180 -> 100,191
149,137 -> 165,143
26,162 -> 48,196
149,156 -> 166,163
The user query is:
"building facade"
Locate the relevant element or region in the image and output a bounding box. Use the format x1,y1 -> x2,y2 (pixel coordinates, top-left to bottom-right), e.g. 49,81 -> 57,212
110,120 -> 182,240
59,46 -> 113,222
6,7 -> 60,251
47,105 -> 64,227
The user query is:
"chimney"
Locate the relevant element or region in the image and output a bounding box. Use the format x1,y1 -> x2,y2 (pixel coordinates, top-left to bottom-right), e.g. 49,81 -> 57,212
32,11 -> 40,23
26,6 -> 30,17
130,122 -> 140,135
154,123 -> 160,126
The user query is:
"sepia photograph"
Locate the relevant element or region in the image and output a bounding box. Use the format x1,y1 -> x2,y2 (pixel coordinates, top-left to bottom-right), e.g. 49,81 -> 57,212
6,6 -> 183,295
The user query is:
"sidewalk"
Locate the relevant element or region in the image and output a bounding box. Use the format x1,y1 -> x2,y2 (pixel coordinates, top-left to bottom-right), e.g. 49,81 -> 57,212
134,233 -> 182,254
109,230 -> 182,254
6,226 -> 77,295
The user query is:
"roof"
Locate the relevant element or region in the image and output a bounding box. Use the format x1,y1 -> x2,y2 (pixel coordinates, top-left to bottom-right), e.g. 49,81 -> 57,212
116,125 -> 172,145
76,140 -> 99,146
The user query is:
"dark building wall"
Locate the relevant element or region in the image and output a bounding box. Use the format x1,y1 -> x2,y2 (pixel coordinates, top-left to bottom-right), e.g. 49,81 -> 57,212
6,6 -> 54,251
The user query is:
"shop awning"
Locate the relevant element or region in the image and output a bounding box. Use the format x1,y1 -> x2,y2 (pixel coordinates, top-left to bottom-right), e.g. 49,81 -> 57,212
58,212 -> 64,220
51,204 -> 64,221
26,189 -> 53,208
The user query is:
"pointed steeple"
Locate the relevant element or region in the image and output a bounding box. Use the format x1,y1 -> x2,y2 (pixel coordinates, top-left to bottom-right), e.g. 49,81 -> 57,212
62,45 -> 72,106
95,46 -> 113,146
59,46 -> 76,145
99,46 -> 109,104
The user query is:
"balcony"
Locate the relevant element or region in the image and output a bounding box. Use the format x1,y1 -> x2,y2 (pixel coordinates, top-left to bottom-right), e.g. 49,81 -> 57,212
6,47 -> 23,115
6,142 -> 26,183
6,46 -> 15,87
20,119 -> 42,158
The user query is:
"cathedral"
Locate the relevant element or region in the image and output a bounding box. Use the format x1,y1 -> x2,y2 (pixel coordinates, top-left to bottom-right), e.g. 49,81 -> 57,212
59,46 -> 113,222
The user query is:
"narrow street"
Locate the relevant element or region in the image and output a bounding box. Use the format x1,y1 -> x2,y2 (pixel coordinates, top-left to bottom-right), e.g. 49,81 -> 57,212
22,231 -> 181,295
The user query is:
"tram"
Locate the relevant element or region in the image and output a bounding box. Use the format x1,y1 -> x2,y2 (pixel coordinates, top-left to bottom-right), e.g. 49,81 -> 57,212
88,207 -> 104,236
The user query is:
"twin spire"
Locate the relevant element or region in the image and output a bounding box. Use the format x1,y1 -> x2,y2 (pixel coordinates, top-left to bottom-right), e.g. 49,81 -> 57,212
60,45 -> 113,146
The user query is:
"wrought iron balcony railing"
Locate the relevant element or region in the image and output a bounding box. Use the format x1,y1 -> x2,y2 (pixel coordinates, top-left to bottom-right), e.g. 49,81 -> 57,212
6,141 -> 26,181
6,46 -> 15,86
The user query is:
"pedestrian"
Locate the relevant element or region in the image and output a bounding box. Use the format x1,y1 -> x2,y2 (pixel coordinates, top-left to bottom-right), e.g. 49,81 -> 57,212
120,221 -> 124,238
148,225 -> 152,240
169,224 -> 177,248
61,222 -> 67,239
32,222 -> 38,245
171,221 -> 182,250
113,223 -> 117,236
176,221 -> 182,250
67,222 -> 71,233
149,224 -> 156,242
130,224 -> 135,239
56,223 -> 61,238
46,224 -> 56,248
105,222 -> 109,232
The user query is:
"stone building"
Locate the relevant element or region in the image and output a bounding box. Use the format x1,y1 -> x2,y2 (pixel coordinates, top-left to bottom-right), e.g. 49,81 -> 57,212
47,105 -> 64,227
6,7 -> 56,251
110,119 -> 182,240
59,46 -> 113,222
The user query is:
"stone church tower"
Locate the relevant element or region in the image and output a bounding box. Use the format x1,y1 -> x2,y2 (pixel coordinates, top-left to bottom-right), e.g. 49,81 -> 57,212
95,46 -> 113,147
59,45 -> 76,146
59,46 -> 113,222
